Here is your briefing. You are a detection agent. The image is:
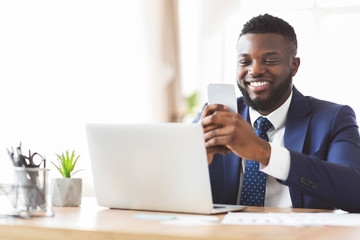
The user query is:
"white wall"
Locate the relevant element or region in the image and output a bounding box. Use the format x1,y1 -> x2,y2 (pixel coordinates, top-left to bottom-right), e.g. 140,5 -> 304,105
0,0 -> 152,187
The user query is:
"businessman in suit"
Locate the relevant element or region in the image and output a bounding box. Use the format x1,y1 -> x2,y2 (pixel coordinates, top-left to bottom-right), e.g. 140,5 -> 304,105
196,14 -> 360,212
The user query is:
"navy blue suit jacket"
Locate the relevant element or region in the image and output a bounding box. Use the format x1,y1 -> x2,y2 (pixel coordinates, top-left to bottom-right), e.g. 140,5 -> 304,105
195,87 -> 360,212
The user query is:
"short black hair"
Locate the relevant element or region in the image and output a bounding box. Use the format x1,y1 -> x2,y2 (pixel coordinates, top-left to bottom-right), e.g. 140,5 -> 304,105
239,14 -> 298,56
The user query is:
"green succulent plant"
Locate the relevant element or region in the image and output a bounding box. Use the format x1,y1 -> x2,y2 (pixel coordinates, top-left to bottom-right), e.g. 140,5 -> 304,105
52,150 -> 81,178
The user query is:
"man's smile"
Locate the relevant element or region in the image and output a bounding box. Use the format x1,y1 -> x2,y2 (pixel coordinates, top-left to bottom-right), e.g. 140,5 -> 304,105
246,80 -> 271,92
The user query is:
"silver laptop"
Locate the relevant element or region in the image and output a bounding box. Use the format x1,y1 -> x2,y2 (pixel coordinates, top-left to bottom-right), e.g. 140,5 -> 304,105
86,123 -> 246,214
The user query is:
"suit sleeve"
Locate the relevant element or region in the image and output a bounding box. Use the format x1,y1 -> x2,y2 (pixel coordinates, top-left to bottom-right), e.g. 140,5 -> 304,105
283,105 -> 360,212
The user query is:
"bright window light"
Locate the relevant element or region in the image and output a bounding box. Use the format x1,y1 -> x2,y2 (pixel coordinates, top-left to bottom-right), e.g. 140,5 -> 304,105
224,0 -> 360,120
0,0 -> 151,187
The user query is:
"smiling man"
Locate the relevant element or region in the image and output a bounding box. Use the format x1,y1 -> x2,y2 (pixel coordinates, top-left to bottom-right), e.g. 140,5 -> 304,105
196,14 -> 360,212
237,32 -> 298,116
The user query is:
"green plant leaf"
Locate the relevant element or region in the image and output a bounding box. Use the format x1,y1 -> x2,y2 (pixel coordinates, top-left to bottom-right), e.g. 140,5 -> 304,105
72,155 -> 80,171
52,150 -> 81,178
52,162 -> 65,177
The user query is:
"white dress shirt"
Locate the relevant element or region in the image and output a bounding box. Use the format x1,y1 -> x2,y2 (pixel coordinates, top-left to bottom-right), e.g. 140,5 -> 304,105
237,91 -> 293,208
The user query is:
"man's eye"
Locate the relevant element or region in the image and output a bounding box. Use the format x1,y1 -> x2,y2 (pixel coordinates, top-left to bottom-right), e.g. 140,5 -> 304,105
264,59 -> 279,64
239,60 -> 250,66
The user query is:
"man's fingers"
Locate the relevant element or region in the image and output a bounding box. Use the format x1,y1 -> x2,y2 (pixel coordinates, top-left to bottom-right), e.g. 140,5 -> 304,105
200,104 -> 229,119
205,135 -> 233,148
203,124 -> 220,133
204,125 -> 236,142
201,111 -> 240,127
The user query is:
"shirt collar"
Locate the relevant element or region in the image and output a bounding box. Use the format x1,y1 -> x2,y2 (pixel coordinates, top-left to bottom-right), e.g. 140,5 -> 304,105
249,90 -> 293,130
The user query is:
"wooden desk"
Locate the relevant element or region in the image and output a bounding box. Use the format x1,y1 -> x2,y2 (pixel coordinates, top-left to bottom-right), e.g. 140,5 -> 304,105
1,197 -> 359,240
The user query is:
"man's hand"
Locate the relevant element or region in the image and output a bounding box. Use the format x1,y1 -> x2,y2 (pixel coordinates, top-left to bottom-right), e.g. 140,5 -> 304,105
201,105 -> 271,166
199,104 -> 230,164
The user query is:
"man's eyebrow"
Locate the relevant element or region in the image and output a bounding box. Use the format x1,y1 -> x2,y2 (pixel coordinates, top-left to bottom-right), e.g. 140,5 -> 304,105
263,51 -> 281,56
238,52 -> 282,58
238,53 -> 249,58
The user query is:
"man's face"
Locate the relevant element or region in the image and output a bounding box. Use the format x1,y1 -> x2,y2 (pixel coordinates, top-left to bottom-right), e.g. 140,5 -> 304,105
236,33 -> 300,115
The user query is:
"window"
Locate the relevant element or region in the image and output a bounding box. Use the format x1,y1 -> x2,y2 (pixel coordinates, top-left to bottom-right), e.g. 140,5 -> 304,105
224,0 -> 360,119
0,1 -> 152,190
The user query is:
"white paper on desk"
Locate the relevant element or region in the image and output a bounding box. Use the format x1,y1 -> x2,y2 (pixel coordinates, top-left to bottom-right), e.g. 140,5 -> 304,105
162,215 -> 219,226
222,212 -> 360,227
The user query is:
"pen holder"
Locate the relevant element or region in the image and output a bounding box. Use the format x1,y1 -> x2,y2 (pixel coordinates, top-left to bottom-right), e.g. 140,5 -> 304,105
13,167 -> 53,217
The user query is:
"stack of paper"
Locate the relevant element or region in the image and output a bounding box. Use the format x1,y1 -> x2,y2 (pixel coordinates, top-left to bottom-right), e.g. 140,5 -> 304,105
222,212 -> 360,227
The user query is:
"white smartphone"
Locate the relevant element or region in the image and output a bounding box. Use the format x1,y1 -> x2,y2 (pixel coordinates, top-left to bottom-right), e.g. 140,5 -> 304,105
207,83 -> 237,113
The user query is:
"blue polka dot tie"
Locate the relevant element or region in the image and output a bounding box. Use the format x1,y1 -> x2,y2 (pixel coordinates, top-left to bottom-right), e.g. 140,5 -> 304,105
240,117 -> 273,206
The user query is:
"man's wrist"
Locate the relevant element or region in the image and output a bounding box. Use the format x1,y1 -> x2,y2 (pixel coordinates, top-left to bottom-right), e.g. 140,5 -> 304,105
254,140 -> 271,166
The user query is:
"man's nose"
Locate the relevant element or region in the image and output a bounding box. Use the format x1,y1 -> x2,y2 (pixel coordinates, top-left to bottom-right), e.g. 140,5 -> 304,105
248,61 -> 265,76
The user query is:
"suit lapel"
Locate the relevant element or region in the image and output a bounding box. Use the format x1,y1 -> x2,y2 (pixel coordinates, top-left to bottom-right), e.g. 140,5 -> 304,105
284,87 -> 312,207
238,100 -> 250,123
284,87 -> 312,152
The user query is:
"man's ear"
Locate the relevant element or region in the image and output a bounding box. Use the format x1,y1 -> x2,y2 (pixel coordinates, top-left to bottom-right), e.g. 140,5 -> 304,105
291,57 -> 300,76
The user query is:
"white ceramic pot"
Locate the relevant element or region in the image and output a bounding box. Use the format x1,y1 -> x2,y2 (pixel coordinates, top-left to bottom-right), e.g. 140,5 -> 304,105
51,178 -> 82,207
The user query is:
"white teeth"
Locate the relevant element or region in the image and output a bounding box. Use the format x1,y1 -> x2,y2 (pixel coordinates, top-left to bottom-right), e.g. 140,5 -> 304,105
250,81 -> 269,87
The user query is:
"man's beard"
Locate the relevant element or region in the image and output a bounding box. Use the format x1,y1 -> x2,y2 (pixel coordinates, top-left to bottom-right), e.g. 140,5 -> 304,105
237,71 -> 293,113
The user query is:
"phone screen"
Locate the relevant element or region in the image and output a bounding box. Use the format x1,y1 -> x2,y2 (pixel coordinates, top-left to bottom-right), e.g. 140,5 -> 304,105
207,84 -> 237,113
